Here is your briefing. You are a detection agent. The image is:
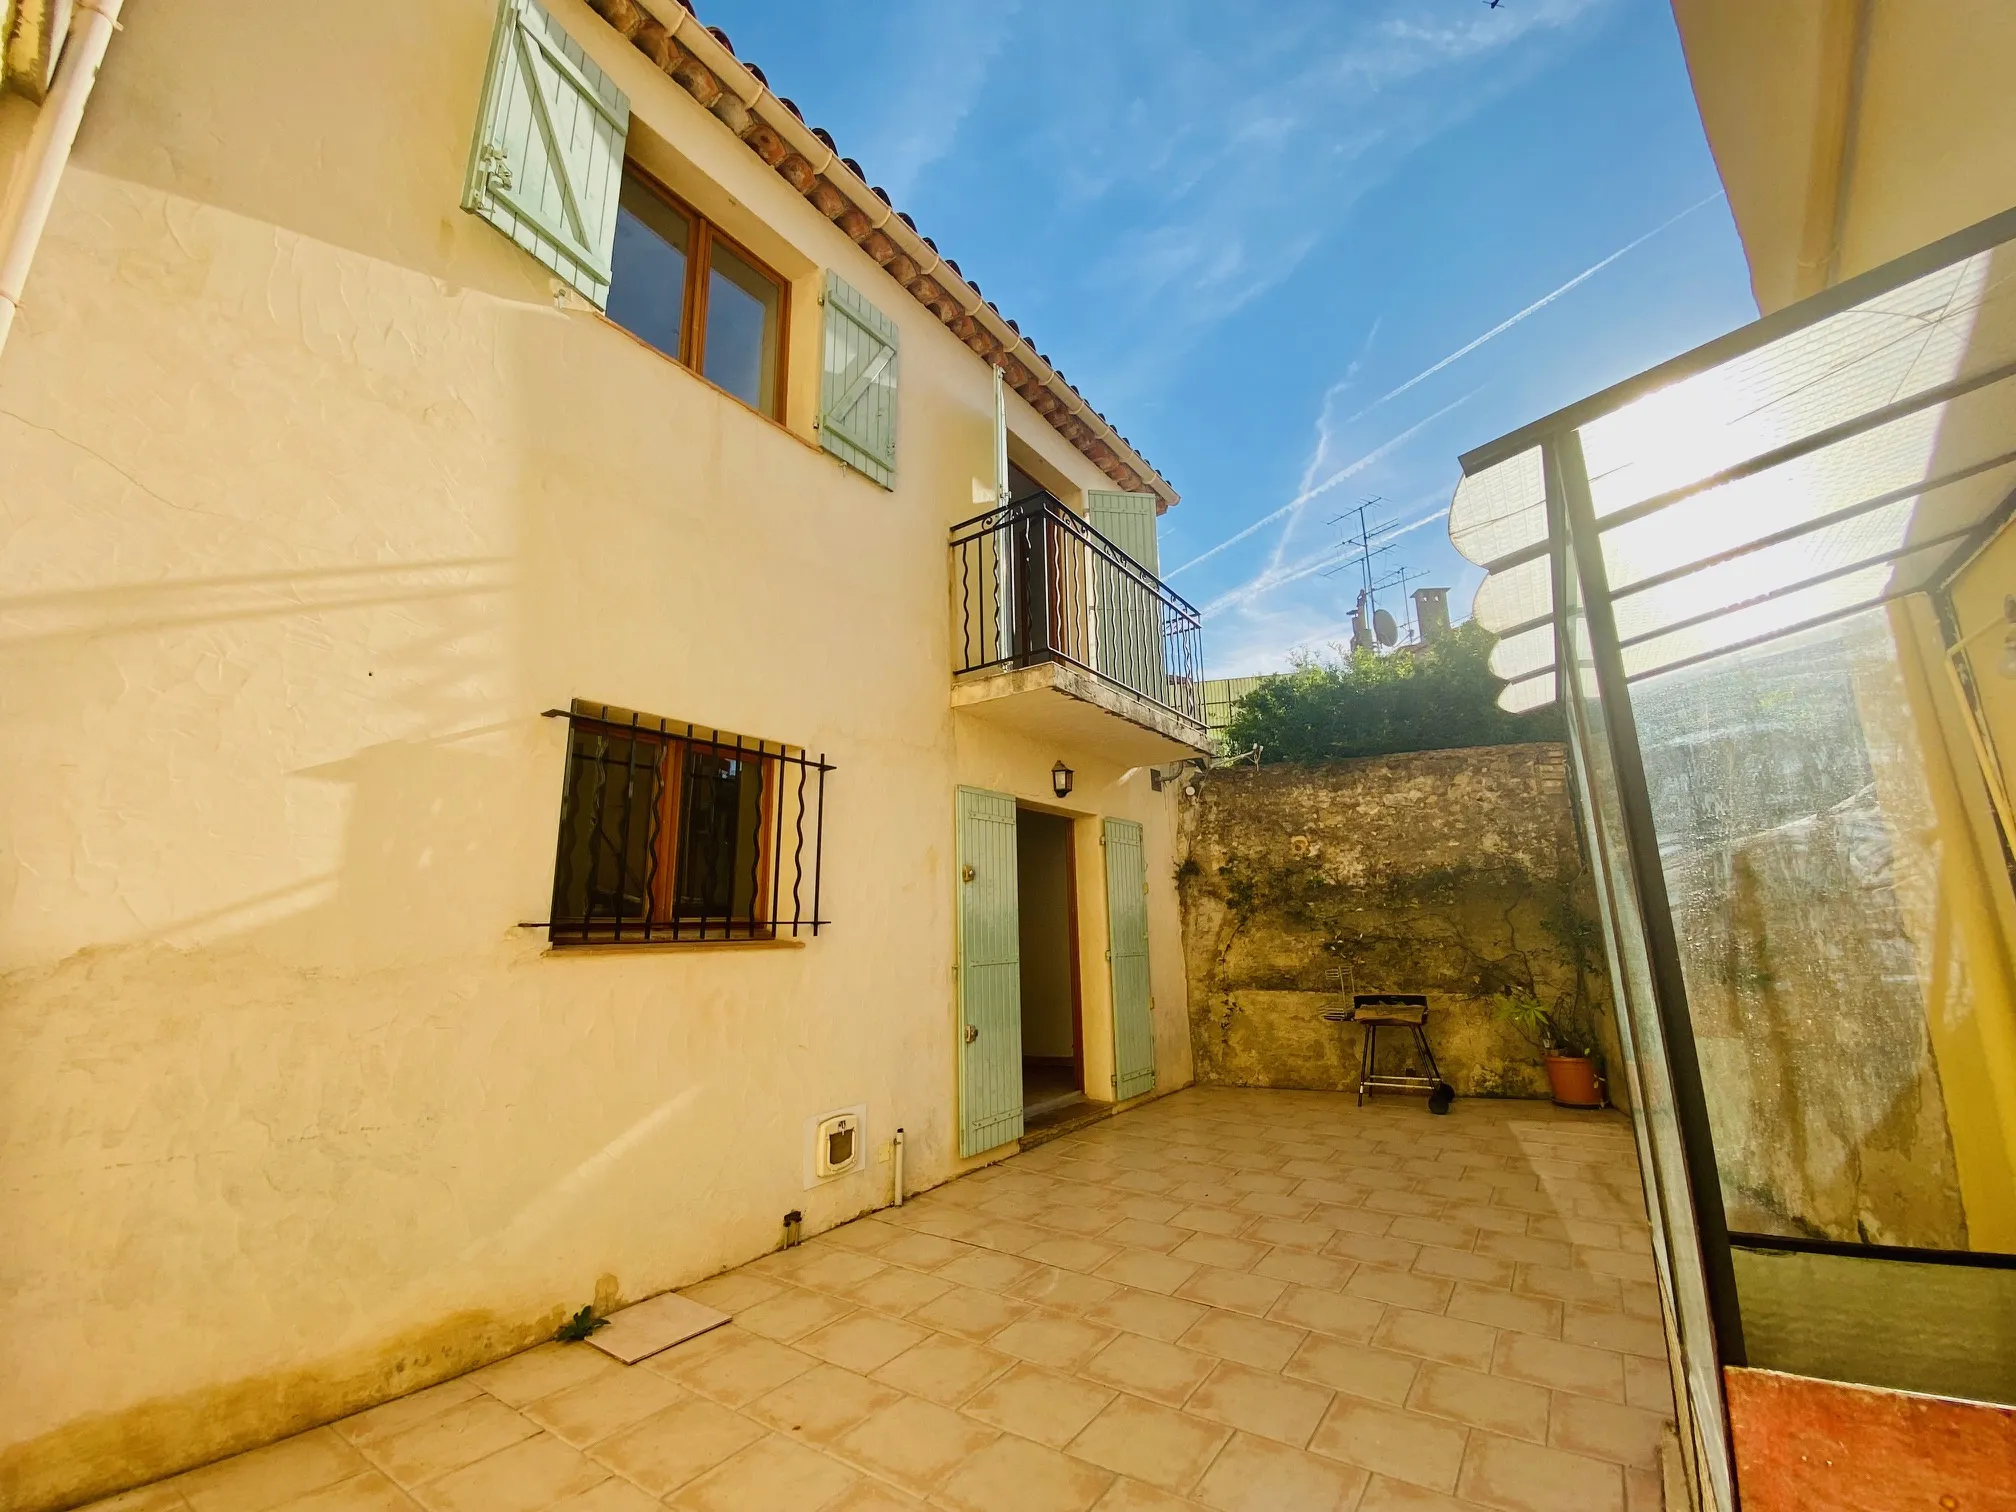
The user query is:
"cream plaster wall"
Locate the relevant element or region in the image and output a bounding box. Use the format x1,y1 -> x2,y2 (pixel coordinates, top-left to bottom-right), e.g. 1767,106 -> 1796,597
0,1 -> 1192,1505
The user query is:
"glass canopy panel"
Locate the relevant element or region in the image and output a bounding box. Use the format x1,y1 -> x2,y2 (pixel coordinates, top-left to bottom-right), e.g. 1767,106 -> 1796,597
1472,554 -> 1553,634
1619,560 -> 1911,679
1595,373 -> 2016,593
1488,622 -> 1556,681
1579,243 -> 2016,521
1497,669 -> 1556,714
1449,447 -> 1546,567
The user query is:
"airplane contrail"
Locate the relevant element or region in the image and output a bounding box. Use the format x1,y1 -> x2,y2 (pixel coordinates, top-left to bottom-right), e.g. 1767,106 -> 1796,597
1342,189 -> 1727,427
1201,504 -> 1452,620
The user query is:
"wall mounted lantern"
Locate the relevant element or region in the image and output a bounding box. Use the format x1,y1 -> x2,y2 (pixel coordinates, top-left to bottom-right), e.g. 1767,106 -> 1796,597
1052,761 -> 1074,799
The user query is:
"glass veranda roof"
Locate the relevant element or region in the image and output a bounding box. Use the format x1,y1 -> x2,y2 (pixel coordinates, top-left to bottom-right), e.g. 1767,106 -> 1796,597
1451,206 -> 2016,711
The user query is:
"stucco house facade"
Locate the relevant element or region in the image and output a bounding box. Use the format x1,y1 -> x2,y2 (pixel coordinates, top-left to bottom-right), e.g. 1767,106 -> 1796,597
0,1 -> 1212,1504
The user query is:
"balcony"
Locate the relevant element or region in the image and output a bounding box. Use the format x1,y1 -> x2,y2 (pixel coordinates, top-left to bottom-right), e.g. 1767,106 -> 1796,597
950,492 -> 1211,765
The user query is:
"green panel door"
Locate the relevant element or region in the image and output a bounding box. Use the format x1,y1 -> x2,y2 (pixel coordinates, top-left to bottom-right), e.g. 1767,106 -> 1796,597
1089,489 -> 1164,700
958,789 -> 1025,1156
1103,817 -> 1156,1101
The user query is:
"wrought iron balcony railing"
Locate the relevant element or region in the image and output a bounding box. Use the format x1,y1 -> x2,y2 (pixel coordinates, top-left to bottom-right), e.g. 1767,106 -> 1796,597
950,491 -> 1205,725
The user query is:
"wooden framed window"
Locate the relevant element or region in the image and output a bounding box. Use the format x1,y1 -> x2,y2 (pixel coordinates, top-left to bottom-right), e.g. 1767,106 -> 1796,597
605,164 -> 788,418
547,702 -> 832,945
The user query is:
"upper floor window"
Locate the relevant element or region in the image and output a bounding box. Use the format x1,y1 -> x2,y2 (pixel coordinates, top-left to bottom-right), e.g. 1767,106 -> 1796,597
606,165 -> 787,419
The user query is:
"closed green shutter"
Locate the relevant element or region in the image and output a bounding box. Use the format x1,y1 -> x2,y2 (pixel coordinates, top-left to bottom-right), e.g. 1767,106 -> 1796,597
462,0 -> 630,308
820,272 -> 900,489
957,788 -> 1024,1156
1089,490 -> 1164,698
1103,817 -> 1156,1102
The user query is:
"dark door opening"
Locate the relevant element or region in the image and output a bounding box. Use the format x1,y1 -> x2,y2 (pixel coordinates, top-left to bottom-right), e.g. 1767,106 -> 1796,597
1015,808 -> 1083,1124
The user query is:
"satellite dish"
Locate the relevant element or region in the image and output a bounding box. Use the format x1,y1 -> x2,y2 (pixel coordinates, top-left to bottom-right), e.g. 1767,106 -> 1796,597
1373,608 -> 1398,647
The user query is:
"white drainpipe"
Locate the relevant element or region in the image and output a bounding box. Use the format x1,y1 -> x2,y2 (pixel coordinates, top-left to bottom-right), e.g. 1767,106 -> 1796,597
0,0 -> 123,358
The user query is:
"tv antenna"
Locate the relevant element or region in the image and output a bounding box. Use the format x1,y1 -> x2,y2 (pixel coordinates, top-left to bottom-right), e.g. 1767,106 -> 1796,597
1323,498 -> 1404,649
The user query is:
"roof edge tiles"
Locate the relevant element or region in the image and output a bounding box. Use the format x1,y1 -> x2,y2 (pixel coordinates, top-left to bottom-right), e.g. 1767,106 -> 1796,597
589,0 -> 1179,510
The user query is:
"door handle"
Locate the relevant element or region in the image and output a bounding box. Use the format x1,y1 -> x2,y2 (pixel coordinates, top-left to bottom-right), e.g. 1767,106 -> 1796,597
963,864 -> 976,882
965,1024 -> 980,1044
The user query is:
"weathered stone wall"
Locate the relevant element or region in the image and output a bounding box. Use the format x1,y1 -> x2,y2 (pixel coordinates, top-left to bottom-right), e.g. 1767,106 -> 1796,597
1177,744 -> 1622,1102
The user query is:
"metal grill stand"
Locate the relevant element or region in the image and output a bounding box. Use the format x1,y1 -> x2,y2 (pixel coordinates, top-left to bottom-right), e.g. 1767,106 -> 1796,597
1323,994 -> 1455,1114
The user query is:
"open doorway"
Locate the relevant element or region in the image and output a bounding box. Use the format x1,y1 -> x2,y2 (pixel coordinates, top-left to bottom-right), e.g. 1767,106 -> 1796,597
1015,807 -> 1082,1124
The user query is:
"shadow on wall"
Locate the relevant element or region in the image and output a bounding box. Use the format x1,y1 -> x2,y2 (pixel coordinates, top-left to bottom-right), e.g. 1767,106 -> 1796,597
1174,745 -> 1623,1103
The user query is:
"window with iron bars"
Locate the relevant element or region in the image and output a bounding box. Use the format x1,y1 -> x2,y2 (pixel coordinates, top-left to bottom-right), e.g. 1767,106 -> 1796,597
546,702 -> 831,944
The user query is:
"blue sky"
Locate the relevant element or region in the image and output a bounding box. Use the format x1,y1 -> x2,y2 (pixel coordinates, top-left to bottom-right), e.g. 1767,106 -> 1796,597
705,0 -> 1760,674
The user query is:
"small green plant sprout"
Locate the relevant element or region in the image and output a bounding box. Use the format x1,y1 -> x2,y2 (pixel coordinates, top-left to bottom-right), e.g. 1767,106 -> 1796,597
1494,988 -> 1598,1058
555,1305 -> 608,1343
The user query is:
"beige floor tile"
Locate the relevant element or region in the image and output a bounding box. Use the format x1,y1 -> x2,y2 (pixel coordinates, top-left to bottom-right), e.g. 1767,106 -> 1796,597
938,1433 -> 1117,1512
1096,1250 -> 1201,1296
1388,1218 -> 1479,1250
654,1328 -> 817,1406
1356,1473 -> 1486,1510
591,1395 -> 767,1498
544,1477 -> 661,1511
748,1362 -> 902,1443
1041,1203 -> 1126,1237
1105,1218 -> 1187,1252
789,1250 -> 893,1293
831,1265 -> 957,1316
941,1251 -> 1048,1294
1345,1268 -> 1453,1313
967,1219 -> 1055,1255
336,1381 -> 487,1450
963,1363 -> 1116,1447
1253,1250 -> 1355,1292
1443,1286 -> 1559,1340
1283,1336 -> 1419,1406
1168,1200 -> 1246,1230
1113,1196 -> 1186,1224
667,1432 -> 859,1511
1087,1288 -> 1209,1343
1515,1264 -> 1621,1310
1407,1365 -> 1549,1443
1012,1266 -> 1124,1311
796,1312 -> 930,1373
822,1218 -> 908,1255
872,1333 -> 1011,1405
1546,1396 -> 1668,1469
1268,1284 -> 1384,1343
1491,1334 -> 1623,1401
412,1432 -> 608,1512
1242,1219 -> 1335,1254
1192,1432 -> 1366,1512
1307,1397 -> 1467,1492
1324,1232 -> 1422,1270
835,1394 -> 999,1492
1169,1236 -> 1266,1271
1456,1432 -> 1623,1512
1174,1267 -> 1285,1317
992,1315 -> 1117,1370
78,1487 -> 194,1512
824,1480 -> 930,1512
1561,1308 -> 1667,1359
1024,1236 -> 1126,1274
1372,1310 -> 1497,1370
469,1343 -> 617,1408
524,1363 -> 687,1447
590,1293 -> 731,1365
1082,1333 -> 1216,1406
910,1285 -> 1031,1341
1186,1363 -> 1333,1447
1621,1356 -> 1674,1415
267,1472 -> 421,1511
1476,1235 -> 1575,1269
734,1288 -> 859,1343
1091,1476 -> 1208,1509
175,1429 -> 370,1512
1235,1192 -> 1316,1220
878,1232 -> 976,1270
1409,1248 -> 1515,1290
361,1396 -> 543,1488
1066,1395 -> 1229,1493
1177,1310 -> 1306,1372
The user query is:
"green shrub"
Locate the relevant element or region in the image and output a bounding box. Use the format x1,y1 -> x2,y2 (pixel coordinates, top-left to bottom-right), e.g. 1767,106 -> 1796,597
1224,620 -> 1561,763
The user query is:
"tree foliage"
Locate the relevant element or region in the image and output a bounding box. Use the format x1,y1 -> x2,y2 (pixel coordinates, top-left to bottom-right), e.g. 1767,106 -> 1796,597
1224,619 -> 1562,763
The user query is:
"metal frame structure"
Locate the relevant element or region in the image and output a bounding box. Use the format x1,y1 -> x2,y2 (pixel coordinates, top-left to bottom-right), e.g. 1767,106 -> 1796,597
1450,205 -> 2016,1509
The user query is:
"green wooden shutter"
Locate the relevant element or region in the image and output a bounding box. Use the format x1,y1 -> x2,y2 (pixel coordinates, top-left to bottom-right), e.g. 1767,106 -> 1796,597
820,272 -> 900,489
1089,490 -> 1164,698
957,788 -> 1024,1156
1103,817 -> 1156,1102
462,0 -> 629,308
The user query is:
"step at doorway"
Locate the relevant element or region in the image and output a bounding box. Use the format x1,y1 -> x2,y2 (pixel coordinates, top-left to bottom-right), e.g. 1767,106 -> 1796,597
1015,807 -> 1084,1131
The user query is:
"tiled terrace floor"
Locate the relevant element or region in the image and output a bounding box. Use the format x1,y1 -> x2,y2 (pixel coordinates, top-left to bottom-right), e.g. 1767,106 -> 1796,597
93,1087 -> 1675,1512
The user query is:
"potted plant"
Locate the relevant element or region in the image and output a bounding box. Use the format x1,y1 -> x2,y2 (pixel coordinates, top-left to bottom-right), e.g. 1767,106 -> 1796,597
1493,990 -> 1605,1108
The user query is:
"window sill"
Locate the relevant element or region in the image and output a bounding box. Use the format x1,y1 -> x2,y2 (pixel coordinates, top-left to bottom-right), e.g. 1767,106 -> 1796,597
539,936 -> 810,957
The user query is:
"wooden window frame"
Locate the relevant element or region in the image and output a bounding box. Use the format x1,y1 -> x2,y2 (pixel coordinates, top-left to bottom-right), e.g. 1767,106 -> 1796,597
614,162 -> 791,421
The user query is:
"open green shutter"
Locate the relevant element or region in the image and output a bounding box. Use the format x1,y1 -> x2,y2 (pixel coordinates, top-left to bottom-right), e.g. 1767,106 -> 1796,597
820,272 -> 900,488
1089,490 -> 1164,698
1104,817 -> 1156,1102
463,0 -> 629,308
957,788 -> 1024,1156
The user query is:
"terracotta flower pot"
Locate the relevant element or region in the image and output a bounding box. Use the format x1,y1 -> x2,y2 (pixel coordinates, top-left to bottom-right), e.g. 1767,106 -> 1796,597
1544,1054 -> 1604,1108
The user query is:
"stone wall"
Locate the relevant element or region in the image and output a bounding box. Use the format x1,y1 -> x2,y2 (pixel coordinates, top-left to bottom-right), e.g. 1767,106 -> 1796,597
1176,744 -> 1623,1103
